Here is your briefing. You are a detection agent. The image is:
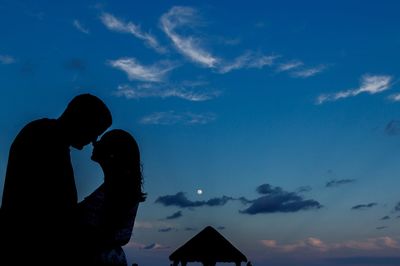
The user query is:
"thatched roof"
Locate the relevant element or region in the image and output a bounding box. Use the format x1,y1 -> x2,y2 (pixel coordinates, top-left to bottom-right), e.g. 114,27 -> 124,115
169,226 -> 247,263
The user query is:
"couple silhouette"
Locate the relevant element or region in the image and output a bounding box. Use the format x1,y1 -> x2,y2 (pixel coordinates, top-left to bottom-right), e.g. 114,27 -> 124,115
0,94 -> 146,265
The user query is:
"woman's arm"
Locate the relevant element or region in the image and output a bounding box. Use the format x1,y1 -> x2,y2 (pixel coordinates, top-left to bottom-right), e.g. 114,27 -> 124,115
113,202 -> 139,246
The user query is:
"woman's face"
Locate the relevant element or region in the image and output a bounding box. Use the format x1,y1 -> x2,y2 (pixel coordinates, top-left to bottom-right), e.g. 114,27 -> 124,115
91,139 -> 111,164
91,137 -> 126,167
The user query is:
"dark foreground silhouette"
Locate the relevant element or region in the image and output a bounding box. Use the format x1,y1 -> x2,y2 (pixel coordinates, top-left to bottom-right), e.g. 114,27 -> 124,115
77,129 -> 146,265
170,226 -> 248,266
0,94 -> 112,265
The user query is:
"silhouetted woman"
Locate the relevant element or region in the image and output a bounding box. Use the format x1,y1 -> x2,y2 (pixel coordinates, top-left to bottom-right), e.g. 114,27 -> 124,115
78,129 -> 146,265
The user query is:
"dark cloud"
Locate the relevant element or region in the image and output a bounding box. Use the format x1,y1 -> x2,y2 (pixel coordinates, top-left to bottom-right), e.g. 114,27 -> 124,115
143,243 -> 169,250
351,203 -> 378,210
158,227 -> 174,233
256,184 -> 284,195
376,226 -> 387,230
217,226 -> 225,230
326,179 -> 356,188
155,192 -> 234,209
165,211 -> 182,220
184,227 -> 197,231
155,192 -> 204,208
206,196 -> 233,206
395,202 -> 400,212
237,196 -> 254,204
385,120 -> 400,136
64,58 -> 86,71
380,216 -> 390,220
155,185 -> 321,215
240,184 -> 322,215
297,186 -> 312,193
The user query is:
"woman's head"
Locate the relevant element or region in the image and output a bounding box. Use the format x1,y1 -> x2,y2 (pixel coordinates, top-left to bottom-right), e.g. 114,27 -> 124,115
92,129 -> 146,202
92,129 -> 139,166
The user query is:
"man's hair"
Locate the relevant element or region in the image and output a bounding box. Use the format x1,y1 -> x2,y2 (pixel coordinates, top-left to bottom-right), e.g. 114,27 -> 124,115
60,93 -> 112,130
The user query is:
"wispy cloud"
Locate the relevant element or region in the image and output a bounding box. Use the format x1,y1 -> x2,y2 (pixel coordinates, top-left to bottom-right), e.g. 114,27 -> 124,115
317,74 -> 393,104
240,184 -> 322,215
158,227 -> 174,233
165,211 -> 183,220
261,238 -> 329,252
276,60 -> 303,72
144,243 -> 170,250
73,19 -> 89,34
108,58 -> 177,82
218,51 -> 278,74
380,216 -> 390,220
0,55 -> 16,64
326,179 -> 356,188
261,236 -> 400,252
134,221 -> 154,229
160,6 -> 218,68
388,93 -> 400,102
385,120 -> 400,136
159,5 -> 327,81
127,241 -> 169,250
101,13 -> 166,53
351,203 -> 378,210
291,64 -> 326,78
140,111 -> 216,125
113,84 -> 220,102
328,257 -> 400,265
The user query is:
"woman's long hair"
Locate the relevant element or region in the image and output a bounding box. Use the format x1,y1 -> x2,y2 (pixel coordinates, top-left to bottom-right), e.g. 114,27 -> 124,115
95,129 -> 146,205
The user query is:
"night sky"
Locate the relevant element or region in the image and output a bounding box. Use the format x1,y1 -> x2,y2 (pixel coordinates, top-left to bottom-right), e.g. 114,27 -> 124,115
1,1 -> 400,265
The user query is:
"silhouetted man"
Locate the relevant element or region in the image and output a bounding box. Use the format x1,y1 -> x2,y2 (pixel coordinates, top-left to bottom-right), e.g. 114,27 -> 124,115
0,94 -> 112,265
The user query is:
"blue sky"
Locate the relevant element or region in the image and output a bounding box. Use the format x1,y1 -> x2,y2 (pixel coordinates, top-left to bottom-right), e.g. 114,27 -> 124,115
1,1 -> 400,265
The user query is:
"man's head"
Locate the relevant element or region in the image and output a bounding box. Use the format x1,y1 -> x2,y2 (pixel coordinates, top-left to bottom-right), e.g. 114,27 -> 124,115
58,94 -> 112,150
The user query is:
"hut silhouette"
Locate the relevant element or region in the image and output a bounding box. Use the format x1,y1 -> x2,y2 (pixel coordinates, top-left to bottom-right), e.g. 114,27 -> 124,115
169,226 -> 248,266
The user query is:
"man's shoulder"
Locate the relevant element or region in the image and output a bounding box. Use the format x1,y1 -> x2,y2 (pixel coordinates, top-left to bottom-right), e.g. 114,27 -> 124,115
23,118 -> 57,129
18,118 -> 59,135
12,118 -> 61,146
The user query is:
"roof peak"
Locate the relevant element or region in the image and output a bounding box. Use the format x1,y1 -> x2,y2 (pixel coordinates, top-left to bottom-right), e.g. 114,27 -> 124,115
169,225 -> 247,263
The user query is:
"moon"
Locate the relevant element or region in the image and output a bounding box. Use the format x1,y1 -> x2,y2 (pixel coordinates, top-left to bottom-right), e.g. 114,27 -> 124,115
196,189 -> 203,195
